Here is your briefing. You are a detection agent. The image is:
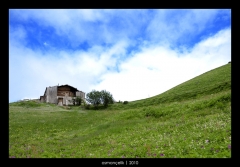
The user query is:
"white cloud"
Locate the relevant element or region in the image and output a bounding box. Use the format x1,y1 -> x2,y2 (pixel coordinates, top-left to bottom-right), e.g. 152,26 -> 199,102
9,10 -> 231,103
9,9 -> 155,49
93,28 -> 231,102
9,38 -> 130,102
9,28 -> 231,102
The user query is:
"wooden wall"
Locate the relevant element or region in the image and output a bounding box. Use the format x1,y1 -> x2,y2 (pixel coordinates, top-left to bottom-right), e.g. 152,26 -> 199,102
57,86 -> 77,97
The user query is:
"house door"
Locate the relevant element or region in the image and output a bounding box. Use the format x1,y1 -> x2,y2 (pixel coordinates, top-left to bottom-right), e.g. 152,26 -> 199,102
58,98 -> 63,106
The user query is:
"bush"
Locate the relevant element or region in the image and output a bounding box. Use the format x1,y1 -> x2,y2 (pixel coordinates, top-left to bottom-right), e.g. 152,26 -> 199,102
76,97 -> 82,106
123,101 -> 128,104
85,104 -> 90,110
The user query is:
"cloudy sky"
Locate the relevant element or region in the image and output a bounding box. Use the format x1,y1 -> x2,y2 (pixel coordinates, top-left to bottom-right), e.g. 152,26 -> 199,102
9,9 -> 231,103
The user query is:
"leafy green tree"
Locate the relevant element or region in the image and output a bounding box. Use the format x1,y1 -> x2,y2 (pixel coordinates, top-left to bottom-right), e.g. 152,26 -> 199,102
86,90 -> 114,109
101,90 -> 114,107
86,90 -> 102,109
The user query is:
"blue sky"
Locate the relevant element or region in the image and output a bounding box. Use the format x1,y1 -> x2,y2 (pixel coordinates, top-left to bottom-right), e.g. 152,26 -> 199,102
9,9 -> 231,103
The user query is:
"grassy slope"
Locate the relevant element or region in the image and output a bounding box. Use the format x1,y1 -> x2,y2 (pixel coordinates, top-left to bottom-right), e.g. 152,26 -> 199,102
9,63 -> 231,158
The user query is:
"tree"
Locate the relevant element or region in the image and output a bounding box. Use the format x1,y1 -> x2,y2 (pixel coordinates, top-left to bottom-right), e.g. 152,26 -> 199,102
86,90 -> 114,109
86,90 -> 102,109
100,90 -> 114,107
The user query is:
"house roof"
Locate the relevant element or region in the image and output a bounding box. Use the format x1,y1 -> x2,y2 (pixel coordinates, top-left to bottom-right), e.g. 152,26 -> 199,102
42,84 -> 84,96
43,87 -> 47,96
57,84 -> 80,92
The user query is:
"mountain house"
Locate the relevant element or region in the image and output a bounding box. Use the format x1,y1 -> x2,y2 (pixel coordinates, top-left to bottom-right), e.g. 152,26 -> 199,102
40,84 -> 85,106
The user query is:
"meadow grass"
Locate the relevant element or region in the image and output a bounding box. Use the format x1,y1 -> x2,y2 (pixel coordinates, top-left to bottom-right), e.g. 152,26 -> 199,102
9,63 -> 231,158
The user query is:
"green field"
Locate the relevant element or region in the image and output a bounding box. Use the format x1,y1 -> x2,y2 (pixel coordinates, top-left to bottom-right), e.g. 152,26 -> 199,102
9,63 -> 231,158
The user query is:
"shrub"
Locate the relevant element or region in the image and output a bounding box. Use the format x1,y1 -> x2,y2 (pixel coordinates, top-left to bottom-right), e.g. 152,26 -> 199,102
123,101 -> 128,104
76,97 -> 82,106
85,104 -> 90,110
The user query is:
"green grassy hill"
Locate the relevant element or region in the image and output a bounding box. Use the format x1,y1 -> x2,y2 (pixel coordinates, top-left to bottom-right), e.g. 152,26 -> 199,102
9,63 -> 231,158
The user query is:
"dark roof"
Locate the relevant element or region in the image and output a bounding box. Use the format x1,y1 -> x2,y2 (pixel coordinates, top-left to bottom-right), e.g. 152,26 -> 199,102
43,87 -> 47,96
57,84 -> 80,91
42,84 -> 84,97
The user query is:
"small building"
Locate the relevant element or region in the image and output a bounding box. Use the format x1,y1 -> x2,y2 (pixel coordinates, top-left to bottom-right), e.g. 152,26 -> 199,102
40,96 -> 45,102
40,84 -> 85,106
